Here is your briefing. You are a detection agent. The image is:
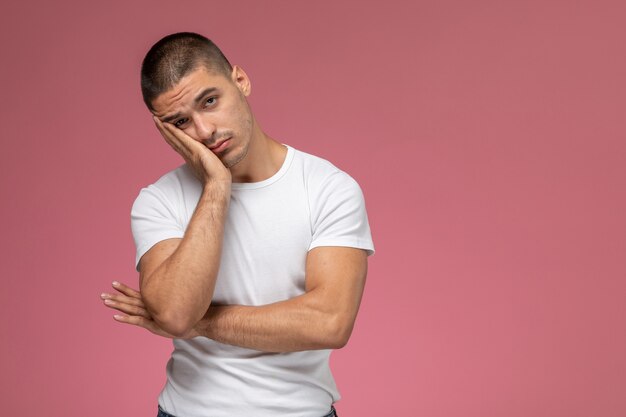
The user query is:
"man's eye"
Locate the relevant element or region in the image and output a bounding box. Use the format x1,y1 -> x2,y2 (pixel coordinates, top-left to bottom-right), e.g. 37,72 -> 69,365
174,118 -> 188,128
204,97 -> 217,107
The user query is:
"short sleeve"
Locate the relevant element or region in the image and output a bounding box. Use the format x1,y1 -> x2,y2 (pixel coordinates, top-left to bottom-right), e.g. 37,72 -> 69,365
131,185 -> 185,270
308,171 -> 375,256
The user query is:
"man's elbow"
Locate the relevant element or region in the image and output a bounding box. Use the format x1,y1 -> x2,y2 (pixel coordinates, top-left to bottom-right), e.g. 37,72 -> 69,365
154,310 -> 198,338
146,297 -> 207,338
326,315 -> 355,349
142,286 -> 208,338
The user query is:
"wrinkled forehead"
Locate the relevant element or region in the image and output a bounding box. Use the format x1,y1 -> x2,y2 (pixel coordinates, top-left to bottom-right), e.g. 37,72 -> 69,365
150,66 -> 231,116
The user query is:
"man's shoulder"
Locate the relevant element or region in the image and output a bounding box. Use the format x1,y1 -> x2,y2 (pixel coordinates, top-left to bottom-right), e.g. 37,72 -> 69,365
142,163 -> 197,193
289,146 -> 359,191
132,163 -> 200,211
291,146 -> 336,169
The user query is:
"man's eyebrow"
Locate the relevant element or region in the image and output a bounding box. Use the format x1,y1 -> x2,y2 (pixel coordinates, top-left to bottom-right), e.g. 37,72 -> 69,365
161,112 -> 182,124
160,88 -> 218,123
194,87 -> 218,104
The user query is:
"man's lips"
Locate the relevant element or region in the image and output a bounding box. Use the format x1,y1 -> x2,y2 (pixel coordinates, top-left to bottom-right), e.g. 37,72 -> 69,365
208,138 -> 231,152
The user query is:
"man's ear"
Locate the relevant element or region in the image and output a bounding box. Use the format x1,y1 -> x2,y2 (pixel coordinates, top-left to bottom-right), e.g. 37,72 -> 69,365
231,65 -> 251,96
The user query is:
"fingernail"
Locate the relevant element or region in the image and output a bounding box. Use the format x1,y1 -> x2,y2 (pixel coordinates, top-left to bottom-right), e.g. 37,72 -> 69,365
112,281 -> 120,287
100,293 -> 110,299
104,299 -> 114,305
114,315 -> 123,320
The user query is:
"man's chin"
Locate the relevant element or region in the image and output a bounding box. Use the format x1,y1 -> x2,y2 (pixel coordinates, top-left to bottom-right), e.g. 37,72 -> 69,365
223,146 -> 249,169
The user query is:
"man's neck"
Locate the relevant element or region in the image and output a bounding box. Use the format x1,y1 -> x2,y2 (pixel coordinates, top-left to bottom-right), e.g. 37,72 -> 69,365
229,128 -> 287,183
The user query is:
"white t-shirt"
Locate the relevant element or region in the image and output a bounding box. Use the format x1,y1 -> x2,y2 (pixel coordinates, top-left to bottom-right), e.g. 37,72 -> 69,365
131,144 -> 375,417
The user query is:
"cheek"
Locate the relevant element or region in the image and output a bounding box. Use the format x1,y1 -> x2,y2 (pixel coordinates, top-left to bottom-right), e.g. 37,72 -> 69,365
240,111 -> 253,131
231,103 -> 253,133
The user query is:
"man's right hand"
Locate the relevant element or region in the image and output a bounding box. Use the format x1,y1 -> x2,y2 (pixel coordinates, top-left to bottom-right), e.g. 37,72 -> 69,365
153,116 -> 232,187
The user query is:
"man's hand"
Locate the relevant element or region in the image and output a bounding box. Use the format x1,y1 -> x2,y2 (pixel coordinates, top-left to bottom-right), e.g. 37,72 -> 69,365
101,281 -> 198,339
153,117 -> 232,186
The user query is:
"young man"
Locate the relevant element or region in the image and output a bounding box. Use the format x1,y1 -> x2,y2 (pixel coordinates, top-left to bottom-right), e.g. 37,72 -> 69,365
101,32 -> 374,417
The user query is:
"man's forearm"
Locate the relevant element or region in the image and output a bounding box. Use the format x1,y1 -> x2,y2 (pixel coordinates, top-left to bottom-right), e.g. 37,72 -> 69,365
142,184 -> 229,336
193,292 -> 353,352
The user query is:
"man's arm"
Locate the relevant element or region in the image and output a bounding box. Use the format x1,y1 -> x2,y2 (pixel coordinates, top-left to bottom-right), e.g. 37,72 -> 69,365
104,246 -> 368,351
196,246 -> 368,352
136,118 -> 231,337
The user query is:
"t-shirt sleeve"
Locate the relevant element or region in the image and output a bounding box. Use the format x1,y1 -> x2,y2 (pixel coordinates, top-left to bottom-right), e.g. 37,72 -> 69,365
308,171 -> 375,256
131,185 -> 185,270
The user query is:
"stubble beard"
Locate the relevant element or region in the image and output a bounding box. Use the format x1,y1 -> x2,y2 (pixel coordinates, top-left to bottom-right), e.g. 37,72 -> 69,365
223,141 -> 249,168
223,114 -> 254,169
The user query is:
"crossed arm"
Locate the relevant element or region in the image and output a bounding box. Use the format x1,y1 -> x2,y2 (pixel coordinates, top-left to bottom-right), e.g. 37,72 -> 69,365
102,244 -> 368,352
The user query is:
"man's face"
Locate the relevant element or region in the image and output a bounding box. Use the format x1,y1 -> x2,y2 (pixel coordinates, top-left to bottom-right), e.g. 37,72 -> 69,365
150,65 -> 254,169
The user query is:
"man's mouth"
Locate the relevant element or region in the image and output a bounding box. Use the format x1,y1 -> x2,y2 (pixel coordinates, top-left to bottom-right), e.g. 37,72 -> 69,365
208,137 -> 231,153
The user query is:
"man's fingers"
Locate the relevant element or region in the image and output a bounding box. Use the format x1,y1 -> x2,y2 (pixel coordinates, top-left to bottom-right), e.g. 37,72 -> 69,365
111,281 -> 141,299
153,117 -> 199,156
102,291 -> 144,308
113,314 -> 174,338
113,314 -> 151,329
102,298 -> 151,318
155,117 -> 215,163
153,117 -> 188,154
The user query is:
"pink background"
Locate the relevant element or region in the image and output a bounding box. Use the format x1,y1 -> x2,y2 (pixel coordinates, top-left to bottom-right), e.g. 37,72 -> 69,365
1,0 -> 625,416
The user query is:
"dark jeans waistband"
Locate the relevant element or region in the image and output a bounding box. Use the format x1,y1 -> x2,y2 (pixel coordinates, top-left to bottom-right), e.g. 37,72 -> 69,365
157,405 -> 338,417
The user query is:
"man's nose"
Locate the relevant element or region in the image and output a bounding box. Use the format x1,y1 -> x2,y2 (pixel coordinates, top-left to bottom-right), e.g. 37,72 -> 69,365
192,115 -> 216,141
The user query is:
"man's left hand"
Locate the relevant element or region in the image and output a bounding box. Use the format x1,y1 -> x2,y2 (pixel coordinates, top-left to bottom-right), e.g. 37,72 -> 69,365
100,281 -> 198,339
